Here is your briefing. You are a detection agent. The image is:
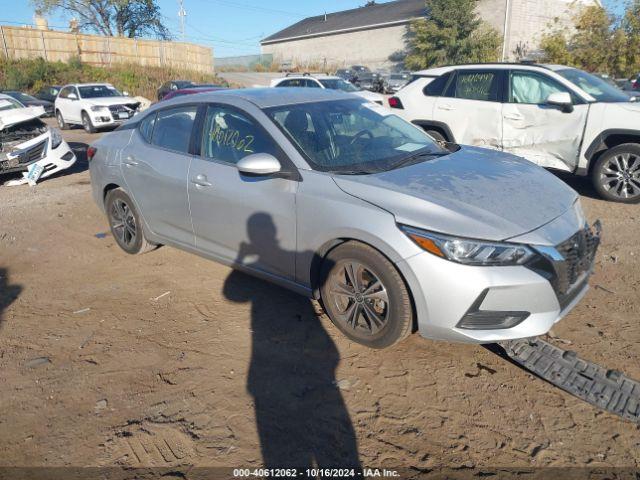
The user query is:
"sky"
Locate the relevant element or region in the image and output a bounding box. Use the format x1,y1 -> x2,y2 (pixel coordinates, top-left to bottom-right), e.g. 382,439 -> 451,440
2,0 -> 627,58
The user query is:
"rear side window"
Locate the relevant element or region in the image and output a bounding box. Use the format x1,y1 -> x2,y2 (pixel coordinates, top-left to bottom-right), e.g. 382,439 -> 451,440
445,70 -> 501,102
423,73 -> 451,96
139,113 -> 157,143
201,105 -> 279,164
151,106 -> 197,153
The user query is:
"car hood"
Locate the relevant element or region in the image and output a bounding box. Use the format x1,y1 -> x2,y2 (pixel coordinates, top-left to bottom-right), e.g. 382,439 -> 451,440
85,97 -> 139,107
0,105 -> 46,129
332,146 -> 578,242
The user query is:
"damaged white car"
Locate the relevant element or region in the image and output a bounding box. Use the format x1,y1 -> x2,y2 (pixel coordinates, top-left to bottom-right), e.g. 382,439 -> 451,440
390,63 -> 640,203
55,83 -> 141,134
0,94 -> 76,186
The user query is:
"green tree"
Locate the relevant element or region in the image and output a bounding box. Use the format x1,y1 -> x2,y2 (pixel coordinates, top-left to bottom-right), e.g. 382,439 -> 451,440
621,0 -> 640,75
404,0 -> 501,70
31,0 -> 171,39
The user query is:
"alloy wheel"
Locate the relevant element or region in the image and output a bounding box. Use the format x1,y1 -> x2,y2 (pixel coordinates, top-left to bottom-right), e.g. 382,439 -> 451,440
328,260 -> 389,336
600,152 -> 640,200
110,198 -> 137,248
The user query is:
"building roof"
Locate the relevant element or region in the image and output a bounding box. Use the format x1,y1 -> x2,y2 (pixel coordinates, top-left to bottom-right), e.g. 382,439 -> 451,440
261,0 -> 427,45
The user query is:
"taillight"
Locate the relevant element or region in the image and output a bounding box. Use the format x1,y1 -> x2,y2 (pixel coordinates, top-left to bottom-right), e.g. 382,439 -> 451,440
388,96 -> 404,109
87,146 -> 97,161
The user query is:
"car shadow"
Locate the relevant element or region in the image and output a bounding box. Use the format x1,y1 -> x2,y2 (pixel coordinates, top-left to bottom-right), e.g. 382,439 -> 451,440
0,268 -> 21,330
551,171 -> 601,201
65,142 -> 89,174
222,213 -> 361,469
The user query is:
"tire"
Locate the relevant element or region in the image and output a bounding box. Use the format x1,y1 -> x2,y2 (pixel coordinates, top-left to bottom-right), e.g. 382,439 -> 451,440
319,241 -> 413,349
105,189 -> 155,255
56,110 -> 68,130
426,129 -> 446,143
82,111 -> 96,134
591,143 -> 640,203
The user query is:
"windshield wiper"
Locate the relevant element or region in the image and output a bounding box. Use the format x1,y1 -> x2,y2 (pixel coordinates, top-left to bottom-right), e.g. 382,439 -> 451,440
387,151 -> 449,171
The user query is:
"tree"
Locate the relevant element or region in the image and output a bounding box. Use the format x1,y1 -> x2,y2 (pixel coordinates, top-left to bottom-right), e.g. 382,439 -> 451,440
403,0 -> 501,70
32,0 -> 171,39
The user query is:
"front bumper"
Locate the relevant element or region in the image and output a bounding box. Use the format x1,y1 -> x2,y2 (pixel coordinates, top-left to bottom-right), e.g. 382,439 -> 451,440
88,109 -> 134,128
397,222 -> 600,343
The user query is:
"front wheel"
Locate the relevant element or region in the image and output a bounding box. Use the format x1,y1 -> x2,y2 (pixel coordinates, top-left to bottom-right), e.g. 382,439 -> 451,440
592,143 -> 640,203
320,241 -> 413,349
105,189 -> 155,255
56,110 -> 68,130
82,112 -> 96,134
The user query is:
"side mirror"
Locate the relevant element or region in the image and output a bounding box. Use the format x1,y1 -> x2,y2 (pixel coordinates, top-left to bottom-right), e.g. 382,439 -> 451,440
237,153 -> 281,176
68,93 -> 78,100
546,92 -> 573,113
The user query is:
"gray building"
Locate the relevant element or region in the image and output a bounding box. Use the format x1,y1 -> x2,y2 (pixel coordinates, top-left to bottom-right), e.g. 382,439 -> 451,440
260,0 -> 599,70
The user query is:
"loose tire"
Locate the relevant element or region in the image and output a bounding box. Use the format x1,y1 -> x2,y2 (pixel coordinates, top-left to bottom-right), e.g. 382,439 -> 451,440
426,129 -> 446,143
56,110 -> 68,130
320,241 -> 413,349
592,143 -> 640,203
105,189 -> 155,255
82,112 -> 96,134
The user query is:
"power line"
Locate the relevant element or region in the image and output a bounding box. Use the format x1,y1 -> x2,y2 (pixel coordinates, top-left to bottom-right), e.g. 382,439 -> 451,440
189,0 -> 309,18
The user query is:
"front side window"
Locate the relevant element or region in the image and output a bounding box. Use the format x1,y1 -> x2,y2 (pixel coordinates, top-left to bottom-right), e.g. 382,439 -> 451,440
446,70 -> 500,102
201,105 -> 279,164
305,79 -> 322,88
266,99 -> 448,173
139,113 -> 157,143
58,87 -> 70,99
277,79 -> 305,88
151,106 -> 197,153
510,71 -> 569,104
78,85 -> 122,99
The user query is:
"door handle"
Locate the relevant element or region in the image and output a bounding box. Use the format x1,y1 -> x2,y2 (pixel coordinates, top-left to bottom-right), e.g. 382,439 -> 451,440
504,113 -> 524,121
191,174 -> 212,188
438,104 -> 454,111
123,156 -> 139,167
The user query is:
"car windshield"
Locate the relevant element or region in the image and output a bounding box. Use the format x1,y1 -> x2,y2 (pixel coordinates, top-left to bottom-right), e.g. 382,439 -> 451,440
319,79 -> 359,92
266,99 -> 448,174
7,92 -> 38,103
557,68 -> 630,103
0,97 -> 23,111
79,85 -> 122,98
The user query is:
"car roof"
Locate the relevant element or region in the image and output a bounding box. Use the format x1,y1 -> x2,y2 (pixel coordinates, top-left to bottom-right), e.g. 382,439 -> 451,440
65,83 -> 115,87
277,75 -> 340,81
162,87 -> 356,109
413,63 -> 559,76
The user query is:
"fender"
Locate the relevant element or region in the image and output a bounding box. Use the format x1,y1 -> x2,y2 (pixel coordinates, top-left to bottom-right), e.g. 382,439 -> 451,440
579,128 -> 640,175
410,120 -> 455,143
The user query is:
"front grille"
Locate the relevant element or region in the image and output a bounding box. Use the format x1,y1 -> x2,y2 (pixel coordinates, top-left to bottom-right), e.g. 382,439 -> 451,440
23,140 -> 47,164
108,104 -> 127,114
527,223 -> 601,310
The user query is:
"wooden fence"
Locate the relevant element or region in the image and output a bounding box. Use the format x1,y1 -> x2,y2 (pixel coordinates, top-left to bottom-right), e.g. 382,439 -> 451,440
0,25 -> 214,73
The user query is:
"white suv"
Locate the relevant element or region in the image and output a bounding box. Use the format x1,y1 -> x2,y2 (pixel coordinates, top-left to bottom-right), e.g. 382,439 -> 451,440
390,63 -> 640,203
55,83 -> 141,133
270,74 -> 385,105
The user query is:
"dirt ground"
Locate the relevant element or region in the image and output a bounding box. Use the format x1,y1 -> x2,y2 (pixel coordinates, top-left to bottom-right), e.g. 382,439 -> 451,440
0,120 -> 638,472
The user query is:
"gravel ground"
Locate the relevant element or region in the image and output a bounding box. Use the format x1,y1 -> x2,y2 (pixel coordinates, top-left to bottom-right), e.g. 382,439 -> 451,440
0,121 -> 638,472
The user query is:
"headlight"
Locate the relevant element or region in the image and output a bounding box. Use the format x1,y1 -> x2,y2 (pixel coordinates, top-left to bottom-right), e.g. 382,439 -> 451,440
401,226 -> 535,266
50,127 -> 63,149
90,105 -> 108,112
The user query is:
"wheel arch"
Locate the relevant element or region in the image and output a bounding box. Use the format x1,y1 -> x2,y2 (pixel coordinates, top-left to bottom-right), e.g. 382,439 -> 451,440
103,183 -> 121,204
582,129 -> 640,175
411,120 -> 455,143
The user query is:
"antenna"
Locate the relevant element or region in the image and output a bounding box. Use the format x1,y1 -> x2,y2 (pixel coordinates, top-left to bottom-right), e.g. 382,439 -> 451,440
178,0 -> 187,41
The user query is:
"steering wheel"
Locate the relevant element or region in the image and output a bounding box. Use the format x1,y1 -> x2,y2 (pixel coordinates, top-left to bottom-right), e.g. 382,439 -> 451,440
350,129 -> 374,145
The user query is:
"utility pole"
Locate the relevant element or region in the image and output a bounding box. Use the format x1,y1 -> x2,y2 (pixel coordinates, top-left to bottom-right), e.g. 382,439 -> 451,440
178,0 -> 187,41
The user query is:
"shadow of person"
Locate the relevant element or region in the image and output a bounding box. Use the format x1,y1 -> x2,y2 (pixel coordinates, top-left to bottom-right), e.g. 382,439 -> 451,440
0,268 -> 22,330
223,213 -> 361,469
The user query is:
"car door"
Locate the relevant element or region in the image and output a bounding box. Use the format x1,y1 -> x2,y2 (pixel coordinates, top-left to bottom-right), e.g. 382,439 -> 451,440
66,86 -> 84,123
188,103 -> 297,280
501,69 -> 589,171
120,105 -> 197,246
433,69 -> 504,149
56,87 -> 73,120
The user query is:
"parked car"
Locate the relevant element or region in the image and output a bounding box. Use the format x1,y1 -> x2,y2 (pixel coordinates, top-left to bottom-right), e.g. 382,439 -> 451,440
89,88 -> 600,349
390,63 -> 640,203
160,86 -> 226,102
0,93 -> 76,185
270,74 -> 385,105
386,72 -> 411,93
35,85 -> 62,103
1,90 -> 54,117
335,68 -> 353,81
350,65 -> 370,74
157,80 -> 196,101
55,83 -> 141,133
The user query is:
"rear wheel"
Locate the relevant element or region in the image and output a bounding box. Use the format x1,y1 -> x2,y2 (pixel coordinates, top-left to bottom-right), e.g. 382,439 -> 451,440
320,241 -> 413,349
592,143 -> 640,203
105,189 -> 155,255
56,110 -> 68,130
82,112 -> 96,134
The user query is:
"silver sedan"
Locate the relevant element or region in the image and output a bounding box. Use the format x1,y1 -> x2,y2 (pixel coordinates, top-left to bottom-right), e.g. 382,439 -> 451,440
89,88 -> 600,348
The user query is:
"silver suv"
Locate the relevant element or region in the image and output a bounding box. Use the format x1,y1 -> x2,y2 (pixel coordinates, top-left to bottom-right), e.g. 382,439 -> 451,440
89,88 -> 600,348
